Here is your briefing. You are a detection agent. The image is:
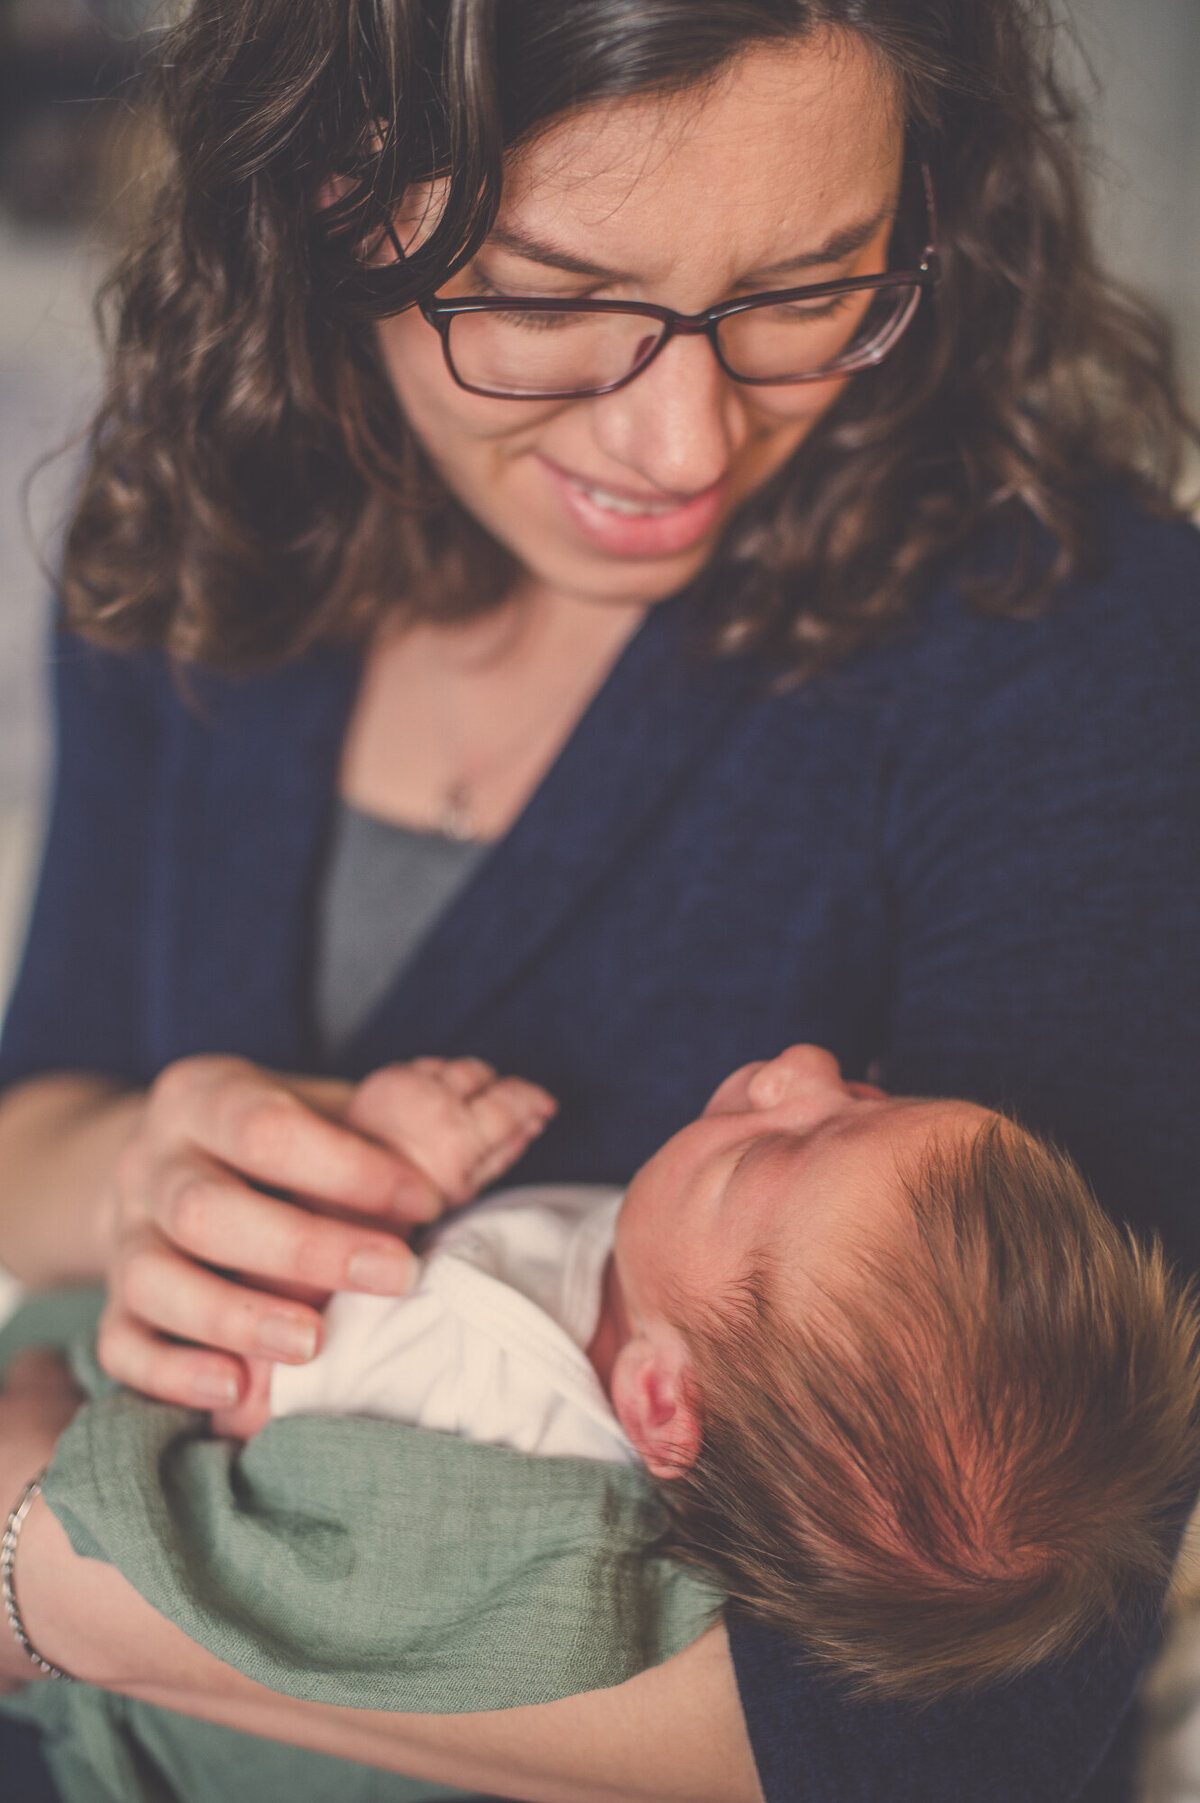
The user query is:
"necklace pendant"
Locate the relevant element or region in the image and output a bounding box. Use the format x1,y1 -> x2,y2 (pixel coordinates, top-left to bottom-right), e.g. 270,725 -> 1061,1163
438,781 -> 477,843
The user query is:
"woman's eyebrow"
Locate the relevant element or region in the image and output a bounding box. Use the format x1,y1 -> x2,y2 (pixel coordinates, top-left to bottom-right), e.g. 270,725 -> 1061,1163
749,202 -> 897,279
485,225 -> 614,277
484,201 -> 897,284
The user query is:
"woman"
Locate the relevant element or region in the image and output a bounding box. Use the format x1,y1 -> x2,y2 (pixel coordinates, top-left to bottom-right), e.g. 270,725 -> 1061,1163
1,1 -> 1198,1799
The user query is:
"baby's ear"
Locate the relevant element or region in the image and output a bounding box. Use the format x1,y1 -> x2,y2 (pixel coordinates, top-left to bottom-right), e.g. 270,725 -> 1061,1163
610,1329 -> 701,1478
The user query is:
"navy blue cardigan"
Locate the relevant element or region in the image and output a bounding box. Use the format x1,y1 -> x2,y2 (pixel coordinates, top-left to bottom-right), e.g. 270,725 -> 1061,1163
4,502 -> 1200,1802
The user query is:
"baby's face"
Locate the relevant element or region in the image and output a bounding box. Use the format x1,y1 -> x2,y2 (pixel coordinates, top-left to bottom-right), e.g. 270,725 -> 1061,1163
614,1046 -> 990,1327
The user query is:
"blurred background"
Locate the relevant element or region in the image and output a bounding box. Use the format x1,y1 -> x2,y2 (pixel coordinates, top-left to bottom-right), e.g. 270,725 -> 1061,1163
0,0 -> 1197,1006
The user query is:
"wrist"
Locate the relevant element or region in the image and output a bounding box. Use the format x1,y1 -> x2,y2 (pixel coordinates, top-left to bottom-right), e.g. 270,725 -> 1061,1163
2,1473 -> 72,1682
0,1437 -> 62,1688
0,1077 -> 147,1286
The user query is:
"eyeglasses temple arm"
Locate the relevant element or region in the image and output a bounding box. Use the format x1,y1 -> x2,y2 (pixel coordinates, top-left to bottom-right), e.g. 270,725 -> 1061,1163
918,160 -> 940,270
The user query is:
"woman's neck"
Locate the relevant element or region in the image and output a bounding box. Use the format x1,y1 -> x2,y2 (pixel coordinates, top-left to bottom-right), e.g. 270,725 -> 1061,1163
339,584 -> 647,842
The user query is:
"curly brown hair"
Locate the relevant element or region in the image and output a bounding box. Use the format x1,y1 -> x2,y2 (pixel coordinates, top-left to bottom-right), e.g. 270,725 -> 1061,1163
661,1120 -> 1200,1700
60,0 -> 1196,673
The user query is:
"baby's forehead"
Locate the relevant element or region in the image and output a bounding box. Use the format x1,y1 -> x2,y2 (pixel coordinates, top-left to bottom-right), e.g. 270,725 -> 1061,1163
887,1096 -> 999,1151
775,1100 -> 1003,1266
873,1098 -> 1006,1193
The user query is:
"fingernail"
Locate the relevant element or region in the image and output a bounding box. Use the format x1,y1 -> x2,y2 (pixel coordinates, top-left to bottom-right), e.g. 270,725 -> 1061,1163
348,1246 -> 414,1294
257,1315 -> 319,1362
195,1373 -> 239,1408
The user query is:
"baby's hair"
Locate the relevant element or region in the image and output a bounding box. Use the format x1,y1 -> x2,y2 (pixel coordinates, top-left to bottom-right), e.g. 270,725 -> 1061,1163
659,1117 -> 1200,1700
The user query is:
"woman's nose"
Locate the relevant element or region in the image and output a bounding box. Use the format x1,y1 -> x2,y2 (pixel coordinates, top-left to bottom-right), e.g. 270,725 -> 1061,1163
588,331 -> 748,496
747,1045 -> 850,1112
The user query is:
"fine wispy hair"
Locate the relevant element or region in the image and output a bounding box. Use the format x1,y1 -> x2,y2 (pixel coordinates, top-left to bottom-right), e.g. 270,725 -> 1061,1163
660,1119 -> 1200,1700
55,0 -> 1197,672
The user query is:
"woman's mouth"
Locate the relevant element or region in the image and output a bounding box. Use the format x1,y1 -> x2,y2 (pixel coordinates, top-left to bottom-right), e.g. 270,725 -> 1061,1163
570,479 -> 679,517
538,457 -> 728,557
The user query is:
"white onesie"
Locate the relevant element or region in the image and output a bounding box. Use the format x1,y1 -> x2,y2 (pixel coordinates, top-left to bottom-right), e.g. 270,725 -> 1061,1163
270,1183 -> 635,1464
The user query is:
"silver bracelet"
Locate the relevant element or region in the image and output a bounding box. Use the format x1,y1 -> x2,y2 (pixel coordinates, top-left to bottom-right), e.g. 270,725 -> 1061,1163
2,1472 -> 73,1681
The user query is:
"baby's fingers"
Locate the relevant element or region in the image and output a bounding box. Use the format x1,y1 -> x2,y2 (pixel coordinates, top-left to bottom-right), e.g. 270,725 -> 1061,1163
406,1057 -> 498,1096
461,1076 -> 557,1173
350,1063 -> 555,1201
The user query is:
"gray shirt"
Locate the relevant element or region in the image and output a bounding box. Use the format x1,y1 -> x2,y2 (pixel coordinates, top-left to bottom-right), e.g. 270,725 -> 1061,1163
315,801 -> 486,1053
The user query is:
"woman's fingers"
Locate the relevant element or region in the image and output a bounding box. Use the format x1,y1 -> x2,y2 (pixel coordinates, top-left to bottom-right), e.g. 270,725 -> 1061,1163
148,1159 -> 418,1299
91,1055 -> 446,1411
210,1359 -> 274,1440
112,1227 -> 326,1364
148,1057 -> 439,1223
95,1302 -> 247,1411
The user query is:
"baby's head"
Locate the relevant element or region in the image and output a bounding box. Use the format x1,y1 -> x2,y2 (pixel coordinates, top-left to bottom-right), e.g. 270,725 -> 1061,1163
600,1047 -> 1200,1699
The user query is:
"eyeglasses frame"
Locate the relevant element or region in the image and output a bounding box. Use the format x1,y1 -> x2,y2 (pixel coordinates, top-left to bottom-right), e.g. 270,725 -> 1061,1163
410,163 -> 940,402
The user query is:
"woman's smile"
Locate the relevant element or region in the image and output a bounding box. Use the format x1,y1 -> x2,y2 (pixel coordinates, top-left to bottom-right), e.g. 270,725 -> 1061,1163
537,455 -> 730,557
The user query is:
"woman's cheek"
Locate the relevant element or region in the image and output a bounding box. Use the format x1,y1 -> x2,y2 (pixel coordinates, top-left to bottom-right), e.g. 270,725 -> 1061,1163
744,373 -> 851,428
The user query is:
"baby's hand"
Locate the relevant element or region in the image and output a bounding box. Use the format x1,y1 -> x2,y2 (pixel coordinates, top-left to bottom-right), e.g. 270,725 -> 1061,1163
210,1356 -> 273,1439
347,1057 -> 557,1208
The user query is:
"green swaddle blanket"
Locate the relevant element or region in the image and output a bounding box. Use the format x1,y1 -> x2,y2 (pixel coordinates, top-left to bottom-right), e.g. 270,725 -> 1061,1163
0,1290 -> 722,1803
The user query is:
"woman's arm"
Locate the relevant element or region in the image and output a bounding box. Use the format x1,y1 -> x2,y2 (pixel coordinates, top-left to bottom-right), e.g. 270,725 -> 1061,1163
0,1075 -> 143,1285
1,1358 -> 759,1801
8,1481 -> 761,1803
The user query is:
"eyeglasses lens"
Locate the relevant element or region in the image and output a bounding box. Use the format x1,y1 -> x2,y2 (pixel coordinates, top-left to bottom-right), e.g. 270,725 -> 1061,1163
446,308 -> 666,398
444,280 -> 920,398
716,281 -> 918,381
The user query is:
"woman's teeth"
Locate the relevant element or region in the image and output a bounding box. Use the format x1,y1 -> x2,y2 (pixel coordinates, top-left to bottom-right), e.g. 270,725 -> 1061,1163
570,477 -> 678,517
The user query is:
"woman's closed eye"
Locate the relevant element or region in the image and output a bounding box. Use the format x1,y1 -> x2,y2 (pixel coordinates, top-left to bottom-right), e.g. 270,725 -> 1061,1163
768,291 -> 859,321
490,305 -> 591,332
468,273 -> 599,328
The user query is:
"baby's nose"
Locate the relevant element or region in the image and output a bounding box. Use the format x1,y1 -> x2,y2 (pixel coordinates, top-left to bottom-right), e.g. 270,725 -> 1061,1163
747,1044 -> 848,1109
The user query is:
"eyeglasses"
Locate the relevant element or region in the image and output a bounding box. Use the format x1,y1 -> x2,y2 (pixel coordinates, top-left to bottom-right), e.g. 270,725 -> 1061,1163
414,165 -> 939,401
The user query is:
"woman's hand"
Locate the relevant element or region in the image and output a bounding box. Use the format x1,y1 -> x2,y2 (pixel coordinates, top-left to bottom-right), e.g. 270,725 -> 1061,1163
97,1054 -> 555,1413
208,1055 -> 557,1440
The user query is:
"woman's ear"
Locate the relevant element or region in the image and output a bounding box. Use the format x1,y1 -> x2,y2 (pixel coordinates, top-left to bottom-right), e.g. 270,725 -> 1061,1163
609,1329 -> 701,1478
313,175 -> 447,262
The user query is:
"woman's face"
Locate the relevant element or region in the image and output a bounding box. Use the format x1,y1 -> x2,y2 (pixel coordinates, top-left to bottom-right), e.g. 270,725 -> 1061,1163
378,33 -> 904,611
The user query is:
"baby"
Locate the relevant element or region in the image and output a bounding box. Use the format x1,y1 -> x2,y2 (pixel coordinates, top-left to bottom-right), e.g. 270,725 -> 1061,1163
215,1044 -> 1200,1702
